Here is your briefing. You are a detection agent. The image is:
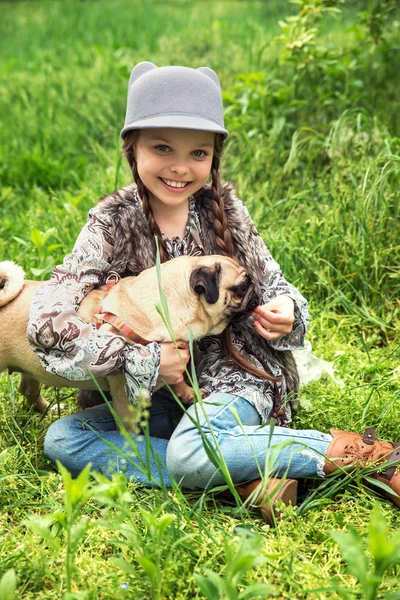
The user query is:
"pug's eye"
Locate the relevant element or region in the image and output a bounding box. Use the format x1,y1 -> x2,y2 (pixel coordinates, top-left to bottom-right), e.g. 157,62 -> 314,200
237,283 -> 248,294
229,278 -> 250,297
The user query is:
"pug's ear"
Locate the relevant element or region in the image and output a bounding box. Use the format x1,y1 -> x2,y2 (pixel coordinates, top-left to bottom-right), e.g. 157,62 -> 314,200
190,264 -> 221,304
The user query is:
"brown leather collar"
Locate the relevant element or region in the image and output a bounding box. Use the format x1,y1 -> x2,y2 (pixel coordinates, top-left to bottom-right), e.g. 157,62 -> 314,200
95,311 -> 151,345
95,271 -> 151,346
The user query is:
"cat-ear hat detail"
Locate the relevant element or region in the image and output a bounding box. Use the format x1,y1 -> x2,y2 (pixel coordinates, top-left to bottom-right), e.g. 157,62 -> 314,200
121,62 -> 228,140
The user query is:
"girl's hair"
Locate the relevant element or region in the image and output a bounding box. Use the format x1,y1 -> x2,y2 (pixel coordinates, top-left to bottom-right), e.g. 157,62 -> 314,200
122,130 -> 235,262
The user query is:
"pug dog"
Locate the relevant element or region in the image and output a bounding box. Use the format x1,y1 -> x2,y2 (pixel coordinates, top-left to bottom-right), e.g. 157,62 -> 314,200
0,256 -> 257,429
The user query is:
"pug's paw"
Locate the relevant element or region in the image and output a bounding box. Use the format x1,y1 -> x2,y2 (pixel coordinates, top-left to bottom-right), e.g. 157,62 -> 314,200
182,387 -> 208,405
171,382 -> 207,405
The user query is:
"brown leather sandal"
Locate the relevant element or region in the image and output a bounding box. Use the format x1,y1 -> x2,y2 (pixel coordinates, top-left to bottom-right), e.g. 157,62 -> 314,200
232,477 -> 298,526
324,428 -> 400,507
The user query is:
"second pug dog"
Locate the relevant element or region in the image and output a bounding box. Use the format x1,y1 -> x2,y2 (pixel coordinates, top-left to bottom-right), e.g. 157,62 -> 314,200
0,255 -> 257,429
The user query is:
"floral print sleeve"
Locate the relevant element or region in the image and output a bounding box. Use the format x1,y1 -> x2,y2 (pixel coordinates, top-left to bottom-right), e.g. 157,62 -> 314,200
240,201 -> 309,350
27,207 -> 160,400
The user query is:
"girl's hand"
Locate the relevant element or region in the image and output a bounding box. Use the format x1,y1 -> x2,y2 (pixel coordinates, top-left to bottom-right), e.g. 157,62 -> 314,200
251,296 -> 295,342
157,341 -> 190,385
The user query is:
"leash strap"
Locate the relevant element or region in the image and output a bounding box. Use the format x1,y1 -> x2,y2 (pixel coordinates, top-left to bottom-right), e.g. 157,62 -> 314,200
106,271 -> 120,291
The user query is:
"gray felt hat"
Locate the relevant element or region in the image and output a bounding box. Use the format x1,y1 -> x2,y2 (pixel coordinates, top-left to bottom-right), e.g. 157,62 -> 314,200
121,62 -> 228,140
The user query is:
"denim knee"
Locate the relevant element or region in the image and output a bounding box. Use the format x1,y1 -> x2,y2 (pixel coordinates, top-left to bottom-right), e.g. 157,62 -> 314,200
166,428 -> 220,490
43,414 -> 86,477
44,418 -> 70,466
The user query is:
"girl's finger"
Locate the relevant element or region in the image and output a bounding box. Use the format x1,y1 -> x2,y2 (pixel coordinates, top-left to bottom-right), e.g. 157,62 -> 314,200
254,307 -> 294,326
254,316 -> 273,330
254,314 -> 287,333
253,319 -> 281,341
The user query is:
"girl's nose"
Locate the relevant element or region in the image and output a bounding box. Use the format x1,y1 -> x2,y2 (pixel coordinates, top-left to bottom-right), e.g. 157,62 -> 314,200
170,162 -> 189,176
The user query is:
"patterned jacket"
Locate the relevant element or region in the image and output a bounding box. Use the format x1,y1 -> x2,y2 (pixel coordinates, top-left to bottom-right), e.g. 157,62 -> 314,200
27,181 -> 308,425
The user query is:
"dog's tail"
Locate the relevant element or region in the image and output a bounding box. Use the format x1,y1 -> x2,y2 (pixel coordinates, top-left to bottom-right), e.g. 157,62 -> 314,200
0,261 -> 25,307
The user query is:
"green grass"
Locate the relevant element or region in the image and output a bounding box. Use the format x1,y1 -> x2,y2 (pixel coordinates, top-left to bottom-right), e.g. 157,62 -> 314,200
1,0 -> 400,598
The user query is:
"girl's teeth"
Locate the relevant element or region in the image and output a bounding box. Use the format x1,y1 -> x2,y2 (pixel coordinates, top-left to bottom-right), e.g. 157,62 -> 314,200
162,179 -> 188,188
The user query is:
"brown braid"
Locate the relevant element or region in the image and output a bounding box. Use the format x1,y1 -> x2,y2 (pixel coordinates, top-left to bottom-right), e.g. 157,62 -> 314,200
223,328 -> 280,383
207,138 -> 279,383
209,136 -> 235,257
122,131 -> 169,262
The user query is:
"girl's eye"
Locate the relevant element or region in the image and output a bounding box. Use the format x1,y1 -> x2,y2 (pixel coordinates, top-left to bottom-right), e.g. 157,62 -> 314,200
155,146 -> 207,157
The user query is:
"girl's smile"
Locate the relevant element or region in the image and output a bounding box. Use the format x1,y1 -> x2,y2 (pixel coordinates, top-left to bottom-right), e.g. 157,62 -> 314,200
158,177 -> 192,192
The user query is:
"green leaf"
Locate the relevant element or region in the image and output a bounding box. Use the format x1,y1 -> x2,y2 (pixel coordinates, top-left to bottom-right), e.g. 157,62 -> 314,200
0,569 -> 16,600
74,461 -> 92,492
364,476 -> 400,499
385,589 -> 400,600
154,513 -> 175,541
63,592 -> 90,600
46,243 -> 63,252
239,582 -> 276,599
331,530 -> 368,587
368,503 -> 394,563
58,461 -> 91,509
12,236 -> 30,248
42,227 -> 57,243
155,237 -> 172,325
116,522 -> 138,542
70,516 -> 89,551
0,449 -> 8,468
23,515 -> 60,548
30,266 -> 48,276
231,554 -> 265,578
194,571 -> 225,599
30,228 -> 44,249
136,556 -> 157,580
110,557 -> 136,575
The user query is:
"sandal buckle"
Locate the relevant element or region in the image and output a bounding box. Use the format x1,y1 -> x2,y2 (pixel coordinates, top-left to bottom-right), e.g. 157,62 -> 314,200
362,428 -> 376,445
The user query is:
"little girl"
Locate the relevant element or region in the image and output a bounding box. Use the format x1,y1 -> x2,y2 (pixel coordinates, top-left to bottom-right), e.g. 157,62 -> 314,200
27,62 -> 400,521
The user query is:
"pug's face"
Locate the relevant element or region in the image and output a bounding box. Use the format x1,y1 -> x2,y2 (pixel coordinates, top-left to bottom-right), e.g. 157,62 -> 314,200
189,255 -> 259,334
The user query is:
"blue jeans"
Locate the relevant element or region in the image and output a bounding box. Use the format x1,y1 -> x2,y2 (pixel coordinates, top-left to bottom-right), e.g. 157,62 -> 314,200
44,388 -> 180,487
166,393 -> 332,489
44,392 -> 332,488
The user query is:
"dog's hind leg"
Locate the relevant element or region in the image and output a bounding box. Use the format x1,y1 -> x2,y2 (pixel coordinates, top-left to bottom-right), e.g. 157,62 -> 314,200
18,373 -> 49,413
108,374 -> 139,433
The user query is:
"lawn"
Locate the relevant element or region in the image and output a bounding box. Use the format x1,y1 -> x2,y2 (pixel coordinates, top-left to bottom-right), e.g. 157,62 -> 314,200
0,1 -> 399,598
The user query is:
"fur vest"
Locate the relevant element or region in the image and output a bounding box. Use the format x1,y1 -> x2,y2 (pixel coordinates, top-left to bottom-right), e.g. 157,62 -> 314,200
97,181 -> 300,414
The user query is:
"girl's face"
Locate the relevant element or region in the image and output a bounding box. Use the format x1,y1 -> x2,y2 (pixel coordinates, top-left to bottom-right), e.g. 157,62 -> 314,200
133,128 -> 214,210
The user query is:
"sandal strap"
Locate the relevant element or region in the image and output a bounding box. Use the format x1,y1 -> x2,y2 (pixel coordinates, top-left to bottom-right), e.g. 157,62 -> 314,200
382,441 -> 400,480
